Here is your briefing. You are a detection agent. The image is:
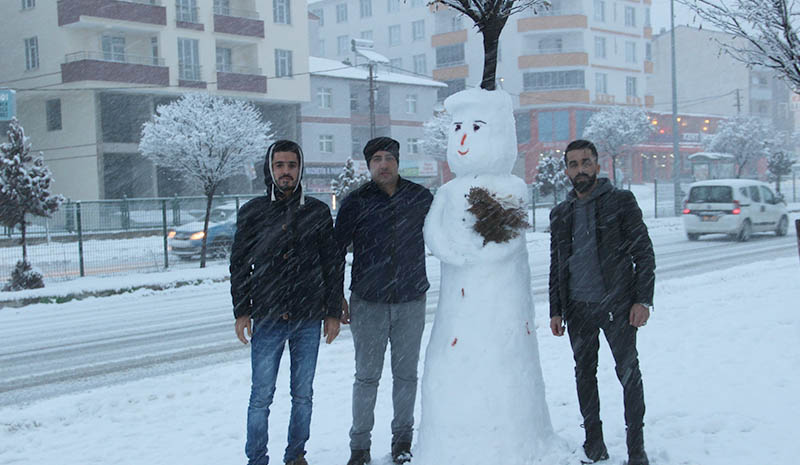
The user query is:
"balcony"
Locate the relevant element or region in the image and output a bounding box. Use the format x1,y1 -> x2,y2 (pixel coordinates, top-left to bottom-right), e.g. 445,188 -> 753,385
519,89 -> 589,105
179,64 -> 206,88
626,96 -> 642,105
517,13 -> 587,32
213,6 -> 264,38
431,29 -> 467,47
217,66 -> 267,93
58,0 -> 166,28
594,93 -> 615,104
432,64 -> 468,81
61,51 -> 169,85
176,5 -> 204,30
518,50 -> 588,68
644,60 -> 654,74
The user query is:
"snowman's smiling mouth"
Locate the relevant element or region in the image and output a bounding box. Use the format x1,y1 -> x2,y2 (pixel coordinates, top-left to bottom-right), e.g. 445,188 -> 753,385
457,149 -> 469,156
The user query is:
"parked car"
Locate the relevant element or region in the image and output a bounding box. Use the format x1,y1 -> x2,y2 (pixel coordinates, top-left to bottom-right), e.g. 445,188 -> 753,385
682,179 -> 789,241
168,203 -> 238,260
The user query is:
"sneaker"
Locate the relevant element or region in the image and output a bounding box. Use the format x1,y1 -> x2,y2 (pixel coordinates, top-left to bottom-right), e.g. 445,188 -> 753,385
391,442 -> 412,464
346,449 -> 371,465
286,452 -> 308,465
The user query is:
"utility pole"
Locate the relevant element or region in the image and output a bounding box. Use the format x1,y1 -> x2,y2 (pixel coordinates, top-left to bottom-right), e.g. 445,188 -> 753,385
734,88 -> 742,115
670,0 -> 682,215
368,62 -> 376,139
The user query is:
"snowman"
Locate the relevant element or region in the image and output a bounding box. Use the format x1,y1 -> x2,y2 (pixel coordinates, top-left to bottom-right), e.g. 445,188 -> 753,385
414,88 -> 554,464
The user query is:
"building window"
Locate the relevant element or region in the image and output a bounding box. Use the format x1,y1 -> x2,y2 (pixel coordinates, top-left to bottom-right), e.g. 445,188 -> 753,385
311,8 -> 324,26
102,35 -> 126,62
436,44 -> 465,67
594,36 -> 606,58
538,111 -> 570,142
176,0 -> 199,23
645,43 -> 652,61
595,72 -> 607,94
593,0 -> 605,22
407,138 -> 421,154
390,57 -> 402,69
318,39 -> 325,56
336,3 -> 348,23
575,110 -> 593,138
319,135 -> 334,153
318,88 -> 332,109
389,25 -> 401,46
360,30 -> 373,40
216,47 -> 232,72
626,76 -> 638,97
350,93 -> 359,112
275,49 -> 293,77
515,112 -> 531,144
406,94 -> 418,114
360,0 -> 372,18
538,36 -> 562,54
21,0 -> 35,10
523,70 -> 585,91
178,38 -> 201,80
46,99 -> 62,132
625,42 -> 637,63
151,37 -> 160,65
214,0 -> 230,15
412,20 -> 425,41
337,35 -> 350,55
624,6 -> 636,27
274,0 -> 291,24
413,54 -> 427,74
387,0 -> 401,12
352,138 -> 362,156
438,78 -> 465,101
645,7 -> 651,27
24,37 -> 38,70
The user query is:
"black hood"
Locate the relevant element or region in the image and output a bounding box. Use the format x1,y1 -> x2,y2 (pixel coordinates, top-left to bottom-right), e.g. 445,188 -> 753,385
264,140 -> 305,204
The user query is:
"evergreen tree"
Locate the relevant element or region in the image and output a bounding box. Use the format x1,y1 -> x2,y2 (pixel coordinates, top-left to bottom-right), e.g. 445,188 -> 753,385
767,150 -> 795,193
0,118 -> 63,272
534,150 -> 568,199
331,157 -> 369,200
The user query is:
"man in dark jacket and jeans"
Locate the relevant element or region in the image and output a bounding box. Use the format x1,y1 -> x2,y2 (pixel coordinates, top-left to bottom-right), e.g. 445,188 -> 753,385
230,140 -> 343,465
335,137 -> 433,465
549,139 -> 655,465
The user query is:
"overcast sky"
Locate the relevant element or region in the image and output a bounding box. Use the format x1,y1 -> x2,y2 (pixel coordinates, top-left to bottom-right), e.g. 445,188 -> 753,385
649,0 -> 698,34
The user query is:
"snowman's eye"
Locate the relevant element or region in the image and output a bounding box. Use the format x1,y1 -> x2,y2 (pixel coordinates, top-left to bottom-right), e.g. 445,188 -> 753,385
473,124 -> 480,132
454,123 -> 461,132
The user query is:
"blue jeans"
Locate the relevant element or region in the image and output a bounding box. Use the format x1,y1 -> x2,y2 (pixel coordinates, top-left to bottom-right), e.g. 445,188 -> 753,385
246,318 -> 321,465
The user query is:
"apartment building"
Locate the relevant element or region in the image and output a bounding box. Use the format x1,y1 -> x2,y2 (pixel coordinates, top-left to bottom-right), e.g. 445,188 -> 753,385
310,0 -> 654,181
302,56 -> 445,193
0,0 -> 311,200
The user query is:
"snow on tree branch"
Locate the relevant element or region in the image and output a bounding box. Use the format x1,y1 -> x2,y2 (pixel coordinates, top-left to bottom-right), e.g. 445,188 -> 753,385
679,0 -> 800,91
705,115 -> 776,178
423,110 -> 452,162
582,106 -> 653,184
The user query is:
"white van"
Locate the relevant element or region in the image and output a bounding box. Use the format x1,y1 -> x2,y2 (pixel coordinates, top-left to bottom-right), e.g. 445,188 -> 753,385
682,179 -> 789,241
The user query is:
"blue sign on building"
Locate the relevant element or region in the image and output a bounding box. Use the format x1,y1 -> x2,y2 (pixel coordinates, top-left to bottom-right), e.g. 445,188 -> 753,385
0,89 -> 17,121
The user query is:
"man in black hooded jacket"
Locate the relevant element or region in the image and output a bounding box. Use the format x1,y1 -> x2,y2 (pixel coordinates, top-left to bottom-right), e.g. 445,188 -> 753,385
230,140 -> 343,465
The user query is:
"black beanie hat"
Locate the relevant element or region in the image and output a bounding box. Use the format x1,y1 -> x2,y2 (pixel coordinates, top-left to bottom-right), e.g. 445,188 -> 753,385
363,137 -> 400,165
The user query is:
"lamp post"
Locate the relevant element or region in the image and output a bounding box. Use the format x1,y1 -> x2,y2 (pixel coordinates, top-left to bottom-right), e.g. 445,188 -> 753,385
670,0 -> 682,215
351,39 -> 389,140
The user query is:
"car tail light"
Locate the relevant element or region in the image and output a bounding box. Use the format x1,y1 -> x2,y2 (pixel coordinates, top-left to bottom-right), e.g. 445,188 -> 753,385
731,200 -> 741,215
682,200 -> 691,214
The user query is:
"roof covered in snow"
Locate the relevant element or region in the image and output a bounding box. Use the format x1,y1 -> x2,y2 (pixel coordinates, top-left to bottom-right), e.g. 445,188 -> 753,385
309,57 -> 446,88
687,152 -> 735,161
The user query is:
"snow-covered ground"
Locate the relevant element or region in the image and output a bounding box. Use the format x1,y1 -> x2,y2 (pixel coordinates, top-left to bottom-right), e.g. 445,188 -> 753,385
1,255 -> 798,465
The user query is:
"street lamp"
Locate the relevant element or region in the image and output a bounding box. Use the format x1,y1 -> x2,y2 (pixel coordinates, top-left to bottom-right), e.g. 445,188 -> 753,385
351,39 -> 389,139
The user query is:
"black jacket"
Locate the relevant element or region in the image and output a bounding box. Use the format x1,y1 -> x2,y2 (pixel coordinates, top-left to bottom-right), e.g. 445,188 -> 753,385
334,178 -> 433,303
549,178 -> 655,320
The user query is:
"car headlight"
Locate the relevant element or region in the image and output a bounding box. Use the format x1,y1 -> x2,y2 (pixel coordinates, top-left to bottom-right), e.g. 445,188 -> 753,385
189,231 -> 205,240
167,230 -> 176,239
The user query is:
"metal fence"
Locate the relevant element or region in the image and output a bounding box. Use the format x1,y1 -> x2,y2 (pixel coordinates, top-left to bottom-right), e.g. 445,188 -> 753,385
0,193 -> 334,284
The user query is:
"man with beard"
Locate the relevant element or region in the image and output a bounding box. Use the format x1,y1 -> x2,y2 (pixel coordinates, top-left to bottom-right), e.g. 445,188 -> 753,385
230,140 -> 342,465
548,139 -> 655,465
334,137 -> 433,465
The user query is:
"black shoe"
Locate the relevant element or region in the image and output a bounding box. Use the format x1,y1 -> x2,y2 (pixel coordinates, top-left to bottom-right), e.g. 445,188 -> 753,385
346,449 -> 371,465
581,422 -> 609,463
286,452 -> 308,465
626,424 -> 649,465
391,442 -> 412,464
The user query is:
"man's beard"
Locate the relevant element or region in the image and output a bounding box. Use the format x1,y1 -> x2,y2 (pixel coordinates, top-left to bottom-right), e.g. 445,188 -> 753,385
570,173 -> 597,194
277,176 -> 295,190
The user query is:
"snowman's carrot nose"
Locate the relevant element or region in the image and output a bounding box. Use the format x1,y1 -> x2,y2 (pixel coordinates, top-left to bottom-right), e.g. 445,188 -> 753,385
460,134 -> 467,145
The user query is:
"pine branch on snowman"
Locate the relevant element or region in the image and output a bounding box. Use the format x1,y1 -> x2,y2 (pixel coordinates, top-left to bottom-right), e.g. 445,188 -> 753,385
467,186 -> 529,245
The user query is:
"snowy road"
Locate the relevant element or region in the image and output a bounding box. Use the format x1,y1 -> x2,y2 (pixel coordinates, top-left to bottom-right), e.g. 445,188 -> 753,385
0,220 -> 797,407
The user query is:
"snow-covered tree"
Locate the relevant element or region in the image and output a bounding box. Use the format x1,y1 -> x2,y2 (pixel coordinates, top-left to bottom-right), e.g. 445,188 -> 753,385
423,110 -> 452,162
331,157 -> 369,199
767,150 -> 795,192
581,106 -> 653,186
0,118 -> 64,286
679,0 -> 800,91
139,93 -> 272,268
432,0 -> 550,90
534,150 -> 568,198
705,116 -> 775,178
